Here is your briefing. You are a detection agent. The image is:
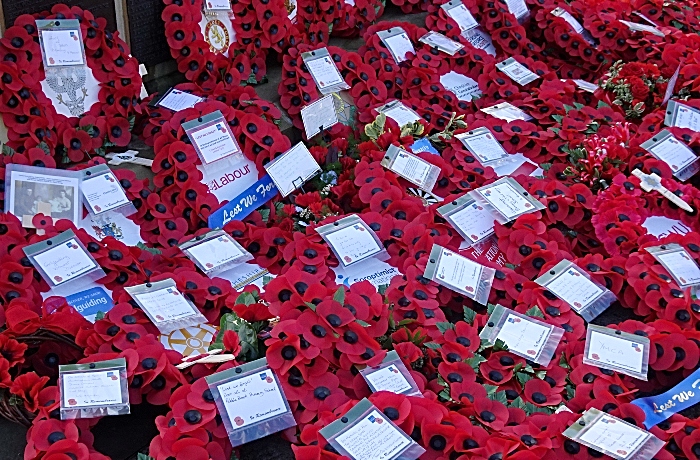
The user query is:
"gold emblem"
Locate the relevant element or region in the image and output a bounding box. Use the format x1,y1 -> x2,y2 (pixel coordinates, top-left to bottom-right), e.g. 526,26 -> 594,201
205,19 -> 230,53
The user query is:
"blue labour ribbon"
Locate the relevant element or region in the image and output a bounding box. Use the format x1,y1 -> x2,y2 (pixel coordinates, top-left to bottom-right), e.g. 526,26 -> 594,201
632,366 -> 700,428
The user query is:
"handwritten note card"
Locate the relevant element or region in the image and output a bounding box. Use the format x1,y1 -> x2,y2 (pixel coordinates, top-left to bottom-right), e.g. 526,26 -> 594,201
189,121 -> 240,164
390,151 -> 437,191
447,202 -> 496,243
383,33 -> 415,63
464,28 -> 497,55
335,410 -> 411,460
586,329 -> 645,375
42,29 -> 84,66
445,4 -> 478,32
217,369 -> 287,429
458,131 -> 509,164
435,249 -> 483,295
672,104 -> 700,132
578,414 -> 649,459
265,143 -> 321,197
545,268 -> 603,312
649,135 -> 697,172
655,249 -> 700,287
364,365 -> 413,394
82,172 -> 130,214
62,371 -> 123,407
158,89 -> 205,112
300,94 -> 339,139
325,223 -> 382,266
305,56 -> 345,90
33,239 -> 97,285
186,236 -> 246,272
497,313 -> 550,360
134,287 -> 199,324
477,182 -> 533,220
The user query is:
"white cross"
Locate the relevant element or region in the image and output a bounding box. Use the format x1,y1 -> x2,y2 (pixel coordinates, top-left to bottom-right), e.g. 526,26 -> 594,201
632,169 -> 694,213
105,150 -> 154,168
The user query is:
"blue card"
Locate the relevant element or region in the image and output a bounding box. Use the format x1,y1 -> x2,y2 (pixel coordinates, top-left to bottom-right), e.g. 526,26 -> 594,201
65,287 -> 114,322
410,138 -> 439,155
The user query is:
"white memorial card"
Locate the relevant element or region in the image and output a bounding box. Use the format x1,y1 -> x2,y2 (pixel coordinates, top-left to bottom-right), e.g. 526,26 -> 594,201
82,172 -> 130,215
419,32 -> 463,55
477,181 -> 534,220
301,94 -> 339,139
434,249 -> 483,295
464,28 -> 497,55
188,119 -> 241,164
157,89 -> 205,112
505,0 -> 528,20
444,4 -> 478,32
448,202 -> 496,243
670,103 -> 700,132
305,55 -> 345,91
585,329 -> 645,375
364,365 -> 413,394
457,131 -> 509,164
62,371 -> 123,407
217,369 -> 288,429
186,235 -> 247,272
383,33 -> 415,63
648,135 -> 698,173
545,267 -> 603,312
33,238 -> 98,285
265,143 -> 321,197
388,150 -> 439,191
655,249 -> 700,287
335,410 -> 412,460
497,313 -> 551,359
481,102 -> 533,122
578,414 -> 650,458
41,29 -> 84,66
325,223 -> 383,266
134,287 -> 200,324
440,71 -> 482,102
380,103 -> 421,127
498,59 -> 539,85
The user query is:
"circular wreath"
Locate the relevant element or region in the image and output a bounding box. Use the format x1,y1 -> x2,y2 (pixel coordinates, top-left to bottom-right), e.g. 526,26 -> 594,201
162,0 -> 300,87
0,4 -> 142,164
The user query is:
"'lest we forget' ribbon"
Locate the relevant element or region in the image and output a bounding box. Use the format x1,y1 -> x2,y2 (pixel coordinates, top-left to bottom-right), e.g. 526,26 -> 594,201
633,366 -> 700,428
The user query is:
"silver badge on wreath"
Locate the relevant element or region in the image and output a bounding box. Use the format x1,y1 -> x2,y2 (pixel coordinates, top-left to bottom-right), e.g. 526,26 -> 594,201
45,66 -> 88,117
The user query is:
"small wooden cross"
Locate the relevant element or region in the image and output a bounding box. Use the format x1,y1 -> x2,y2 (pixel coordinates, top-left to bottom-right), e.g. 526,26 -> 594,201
632,169 -> 694,213
105,150 -> 154,168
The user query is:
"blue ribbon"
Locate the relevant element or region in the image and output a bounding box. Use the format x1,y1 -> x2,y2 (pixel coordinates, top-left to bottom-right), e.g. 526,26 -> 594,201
207,175 -> 277,229
632,366 -> 700,428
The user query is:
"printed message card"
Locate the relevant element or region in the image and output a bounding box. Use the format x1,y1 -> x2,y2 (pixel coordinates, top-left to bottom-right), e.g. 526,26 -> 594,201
323,221 -> 383,267
40,25 -> 85,67
184,111 -> 241,164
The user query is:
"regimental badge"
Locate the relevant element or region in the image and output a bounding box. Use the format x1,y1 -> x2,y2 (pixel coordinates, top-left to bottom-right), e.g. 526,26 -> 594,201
205,19 -> 230,53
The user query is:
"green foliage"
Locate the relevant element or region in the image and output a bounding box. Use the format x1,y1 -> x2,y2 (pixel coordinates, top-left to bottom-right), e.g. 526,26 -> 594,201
209,312 -> 265,361
333,287 -> 346,305
95,311 -> 106,321
364,113 -> 387,141
463,306 -> 477,325
136,242 -> 161,256
525,306 -> 545,319
436,322 -> 455,334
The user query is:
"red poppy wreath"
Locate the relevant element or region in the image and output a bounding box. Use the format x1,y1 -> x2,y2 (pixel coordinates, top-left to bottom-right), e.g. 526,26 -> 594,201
0,4 -> 142,164
162,0 -> 300,87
